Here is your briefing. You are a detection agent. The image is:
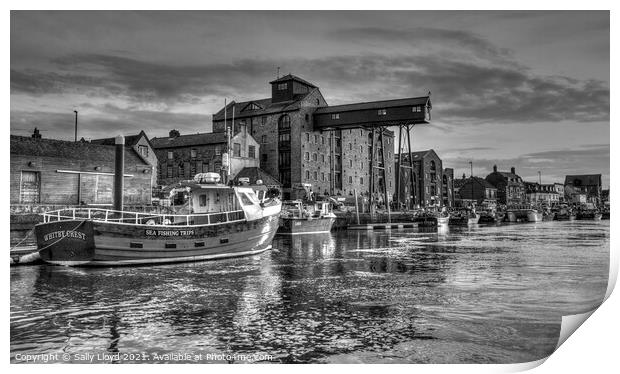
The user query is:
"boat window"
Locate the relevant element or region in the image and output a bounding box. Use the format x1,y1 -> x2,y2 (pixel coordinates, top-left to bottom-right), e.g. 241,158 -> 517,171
239,193 -> 254,206
199,194 -> 207,207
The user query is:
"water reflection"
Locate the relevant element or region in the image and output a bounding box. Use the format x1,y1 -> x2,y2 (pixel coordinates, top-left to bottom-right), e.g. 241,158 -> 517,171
11,222 -> 609,363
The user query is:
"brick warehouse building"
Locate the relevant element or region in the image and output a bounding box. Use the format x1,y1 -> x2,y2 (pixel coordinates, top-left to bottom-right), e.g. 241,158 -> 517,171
10,135 -> 153,206
211,74 -> 430,201
394,149 -> 447,208
485,165 -> 526,205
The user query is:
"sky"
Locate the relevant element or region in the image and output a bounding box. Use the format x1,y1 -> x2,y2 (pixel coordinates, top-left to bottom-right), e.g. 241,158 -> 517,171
10,11 -> 610,187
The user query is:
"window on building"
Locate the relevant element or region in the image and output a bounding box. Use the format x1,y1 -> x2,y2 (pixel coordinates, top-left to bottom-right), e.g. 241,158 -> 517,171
348,176 -> 353,184
360,177 -> 364,185
262,116 -> 267,125
349,159 -> 353,168
314,135 -> 319,143
316,98 -> 320,105
312,153 -> 318,161
331,113 -> 340,120
349,143 -> 352,150
19,171 -> 40,203
321,136 -> 325,145
233,143 -> 241,157
306,133 -> 310,142
314,171 -> 318,180
306,170 -> 310,180
304,152 -> 310,161
412,106 -> 422,112
190,161 -> 196,176
321,154 -> 325,163
167,164 -> 173,178
178,162 -> 185,177
215,146 -> 221,156
322,172 -> 325,181
378,109 -> 387,116
278,83 -> 287,90
138,145 -> 149,158
261,135 -> 267,143
167,151 -> 173,160
190,149 -> 197,158
248,145 -> 256,159
278,114 -> 291,130
261,153 -> 268,164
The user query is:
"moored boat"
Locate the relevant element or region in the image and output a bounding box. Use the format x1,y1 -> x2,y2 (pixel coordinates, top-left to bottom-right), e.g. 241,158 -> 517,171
34,173 -> 282,266
449,210 -> 480,226
278,200 -> 336,234
526,209 -> 543,223
542,211 -> 556,221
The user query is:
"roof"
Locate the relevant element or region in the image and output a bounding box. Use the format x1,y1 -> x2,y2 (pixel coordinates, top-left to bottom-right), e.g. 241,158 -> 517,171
10,135 -> 148,165
151,132 -> 227,149
212,90 -> 318,121
91,130 -> 155,154
565,174 -> 602,186
395,149 -> 436,162
314,96 -> 430,114
233,167 -> 281,186
269,74 -> 317,88
454,176 -> 497,189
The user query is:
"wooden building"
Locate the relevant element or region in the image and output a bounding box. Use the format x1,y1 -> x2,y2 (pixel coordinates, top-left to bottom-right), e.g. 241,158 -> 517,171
10,135 -> 153,206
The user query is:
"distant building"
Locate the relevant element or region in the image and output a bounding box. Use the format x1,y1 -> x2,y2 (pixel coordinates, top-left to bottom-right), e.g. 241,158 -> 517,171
454,175 -> 498,208
524,182 -> 560,205
564,174 -> 602,205
485,165 -> 525,205
395,149 -> 443,208
10,135 -> 152,206
151,127 -> 259,186
211,74 -> 430,200
442,168 -> 455,208
553,183 -> 565,203
91,130 -> 157,186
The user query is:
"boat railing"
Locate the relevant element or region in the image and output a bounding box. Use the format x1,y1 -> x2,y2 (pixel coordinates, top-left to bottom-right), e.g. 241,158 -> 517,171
41,207 -> 246,227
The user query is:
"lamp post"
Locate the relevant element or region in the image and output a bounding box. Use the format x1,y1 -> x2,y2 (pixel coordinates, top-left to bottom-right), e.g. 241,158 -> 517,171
74,110 -> 78,142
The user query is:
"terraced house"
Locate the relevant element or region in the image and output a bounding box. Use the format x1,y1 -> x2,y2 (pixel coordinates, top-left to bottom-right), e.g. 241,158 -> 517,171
212,74 -> 430,200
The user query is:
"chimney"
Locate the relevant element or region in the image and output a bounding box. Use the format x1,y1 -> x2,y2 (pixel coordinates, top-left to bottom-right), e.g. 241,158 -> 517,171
511,167 -> 516,174
31,127 -> 42,139
169,129 -> 180,138
493,165 -> 497,173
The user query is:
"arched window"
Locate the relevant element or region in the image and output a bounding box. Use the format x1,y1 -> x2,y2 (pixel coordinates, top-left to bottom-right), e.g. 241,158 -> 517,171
430,160 -> 436,171
278,114 -> 290,130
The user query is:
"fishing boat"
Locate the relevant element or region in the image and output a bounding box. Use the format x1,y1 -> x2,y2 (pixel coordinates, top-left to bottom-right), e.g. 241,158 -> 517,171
278,200 -> 336,234
34,173 -> 282,266
448,209 -> 480,226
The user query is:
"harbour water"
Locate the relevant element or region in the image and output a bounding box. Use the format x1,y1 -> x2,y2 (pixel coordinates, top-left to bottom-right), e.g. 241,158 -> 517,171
10,221 -> 609,364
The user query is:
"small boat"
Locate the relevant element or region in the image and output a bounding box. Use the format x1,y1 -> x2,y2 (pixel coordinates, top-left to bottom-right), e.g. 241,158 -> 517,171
505,210 -> 518,223
278,200 -> 336,234
34,173 -> 282,266
526,209 -> 543,223
478,211 -> 498,224
435,211 -> 450,226
577,210 -> 603,220
495,211 -> 506,223
449,210 -> 480,226
542,211 -> 556,221
555,207 -> 576,221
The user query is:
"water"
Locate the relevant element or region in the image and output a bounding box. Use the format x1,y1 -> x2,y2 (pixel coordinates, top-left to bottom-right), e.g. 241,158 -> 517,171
10,221 -> 609,364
